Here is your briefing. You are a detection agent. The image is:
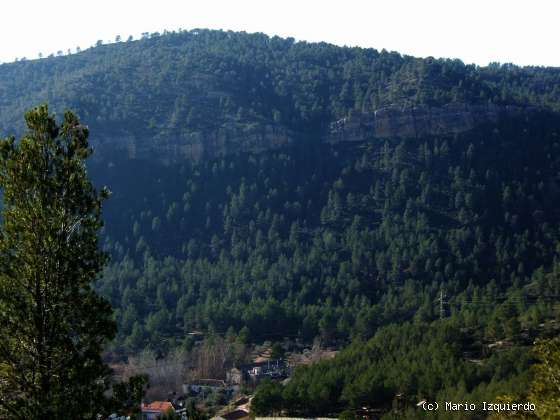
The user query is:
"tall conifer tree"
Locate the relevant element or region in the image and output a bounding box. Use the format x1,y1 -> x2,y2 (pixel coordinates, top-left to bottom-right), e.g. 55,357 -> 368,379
0,105 -> 115,419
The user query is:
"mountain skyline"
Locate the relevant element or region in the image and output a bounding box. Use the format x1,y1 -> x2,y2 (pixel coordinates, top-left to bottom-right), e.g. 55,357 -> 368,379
2,0 -> 560,67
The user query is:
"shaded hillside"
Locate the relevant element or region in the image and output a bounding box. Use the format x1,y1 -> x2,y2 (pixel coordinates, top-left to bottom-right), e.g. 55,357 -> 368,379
90,110 -> 560,355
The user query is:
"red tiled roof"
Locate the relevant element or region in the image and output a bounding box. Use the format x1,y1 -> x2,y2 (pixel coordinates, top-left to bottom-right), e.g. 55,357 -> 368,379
141,401 -> 174,412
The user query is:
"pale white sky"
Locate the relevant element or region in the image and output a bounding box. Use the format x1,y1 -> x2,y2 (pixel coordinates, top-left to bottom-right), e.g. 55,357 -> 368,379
1,0 -> 558,67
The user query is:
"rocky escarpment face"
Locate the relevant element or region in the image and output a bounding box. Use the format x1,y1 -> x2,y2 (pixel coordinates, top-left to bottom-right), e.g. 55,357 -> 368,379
327,103 -> 530,143
90,103 -> 532,164
90,123 -> 295,164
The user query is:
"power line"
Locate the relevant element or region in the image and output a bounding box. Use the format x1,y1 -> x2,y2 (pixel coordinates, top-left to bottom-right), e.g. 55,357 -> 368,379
434,291 -> 560,317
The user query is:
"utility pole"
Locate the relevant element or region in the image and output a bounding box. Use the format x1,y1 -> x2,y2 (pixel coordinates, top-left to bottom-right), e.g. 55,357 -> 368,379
438,288 -> 447,319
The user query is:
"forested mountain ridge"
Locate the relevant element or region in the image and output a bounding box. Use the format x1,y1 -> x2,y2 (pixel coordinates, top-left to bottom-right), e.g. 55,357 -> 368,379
2,28 -> 560,416
1,29 -> 560,162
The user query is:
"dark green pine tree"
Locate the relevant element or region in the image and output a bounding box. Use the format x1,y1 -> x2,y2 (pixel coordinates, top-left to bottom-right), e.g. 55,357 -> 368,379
0,105 -> 116,419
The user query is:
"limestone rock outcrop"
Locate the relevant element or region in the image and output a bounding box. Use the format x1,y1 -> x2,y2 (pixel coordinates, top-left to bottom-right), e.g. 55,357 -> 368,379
327,103 -> 529,144
92,103 -> 532,163
92,123 -> 294,163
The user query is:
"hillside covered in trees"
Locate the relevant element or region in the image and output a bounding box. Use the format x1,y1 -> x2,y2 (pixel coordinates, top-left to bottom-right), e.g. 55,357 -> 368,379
2,29 -> 560,143
1,29 -> 560,416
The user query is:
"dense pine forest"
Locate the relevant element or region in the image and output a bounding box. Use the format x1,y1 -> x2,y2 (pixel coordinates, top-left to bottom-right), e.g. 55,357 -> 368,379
91,112 -> 560,353
1,29 -> 560,417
